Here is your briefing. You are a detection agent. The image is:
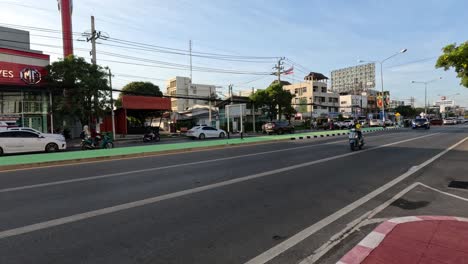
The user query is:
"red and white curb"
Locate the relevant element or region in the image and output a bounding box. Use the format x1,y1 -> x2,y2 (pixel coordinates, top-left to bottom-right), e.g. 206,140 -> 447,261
337,215 -> 468,264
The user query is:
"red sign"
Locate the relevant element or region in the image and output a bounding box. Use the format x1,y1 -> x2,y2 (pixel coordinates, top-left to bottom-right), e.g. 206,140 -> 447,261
0,61 -> 47,86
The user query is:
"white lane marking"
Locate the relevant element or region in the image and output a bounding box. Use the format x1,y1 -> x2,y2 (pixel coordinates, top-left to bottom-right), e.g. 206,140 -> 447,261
299,182 -> 420,264
0,131 -> 412,193
0,134 -> 439,239
419,183 -> 468,202
244,135 -> 466,264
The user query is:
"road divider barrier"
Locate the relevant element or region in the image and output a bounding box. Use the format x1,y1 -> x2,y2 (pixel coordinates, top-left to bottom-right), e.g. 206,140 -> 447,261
290,127 -> 401,141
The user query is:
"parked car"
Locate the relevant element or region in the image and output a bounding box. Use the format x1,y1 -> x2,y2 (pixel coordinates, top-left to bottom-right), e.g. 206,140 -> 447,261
358,119 -> 368,127
430,119 -> 443,126
186,126 -> 226,139
8,127 -> 65,141
384,120 -> 394,126
369,119 -> 383,127
443,118 -> 457,125
0,130 -> 67,155
338,119 -> 355,129
412,118 -> 430,129
0,121 -> 18,131
264,121 -> 294,134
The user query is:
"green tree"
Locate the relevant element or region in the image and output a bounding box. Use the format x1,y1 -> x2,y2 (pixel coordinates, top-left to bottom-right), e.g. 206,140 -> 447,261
116,81 -> 163,126
436,41 -> 468,88
394,105 -> 417,118
250,83 -> 294,121
46,56 -> 109,126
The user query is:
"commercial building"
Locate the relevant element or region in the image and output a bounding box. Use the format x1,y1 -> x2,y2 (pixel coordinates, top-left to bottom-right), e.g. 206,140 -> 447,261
166,76 -> 217,112
283,72 -> 339,118
388,100 -> 405,110
435,98 -> 456,113
0,27 -> 51,132
331,63 -> 376,93
339,94 -> 368,117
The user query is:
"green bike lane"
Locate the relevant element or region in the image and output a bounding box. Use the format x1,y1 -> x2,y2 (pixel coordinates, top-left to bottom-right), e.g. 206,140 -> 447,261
0,127 -> 387,168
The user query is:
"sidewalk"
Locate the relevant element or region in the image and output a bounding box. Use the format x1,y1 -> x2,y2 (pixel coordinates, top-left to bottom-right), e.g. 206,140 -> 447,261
339,216 -> 468,264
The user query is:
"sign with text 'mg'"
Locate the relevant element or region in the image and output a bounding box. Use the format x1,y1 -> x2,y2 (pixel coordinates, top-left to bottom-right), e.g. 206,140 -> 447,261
0,62 -> 47,86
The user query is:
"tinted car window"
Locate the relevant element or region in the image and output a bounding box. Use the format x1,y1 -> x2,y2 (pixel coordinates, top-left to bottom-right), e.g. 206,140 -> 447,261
18,132 -> 39,138
0,131 -> 19,138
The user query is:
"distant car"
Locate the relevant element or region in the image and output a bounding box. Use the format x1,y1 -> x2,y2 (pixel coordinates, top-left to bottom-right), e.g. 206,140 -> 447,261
8,127 -> 65,141
0,121 -> 18,131
443,118 -> 457,125
264,121 -> 294,134
358,119 -> 368,127
369,119 -> 383,127
338,119 -> 355,129
0,130 -> 67,155
186,126 -> 226,139
430,119 -> 443,126
412,118 -> 430,129
384,120 -> 394,126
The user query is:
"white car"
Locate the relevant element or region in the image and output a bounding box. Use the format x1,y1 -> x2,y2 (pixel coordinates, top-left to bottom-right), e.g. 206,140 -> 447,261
186,126 -> 227,139
0,130 -> 67,155
369,119 -> 384,127
443,118 -> 457,125
0,121 -> 18,131
8,127 -> 65,141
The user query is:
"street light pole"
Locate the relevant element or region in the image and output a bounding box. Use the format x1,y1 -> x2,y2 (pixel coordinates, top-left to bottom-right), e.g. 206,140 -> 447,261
411,77 -> 442,115
359,48 -> 407,123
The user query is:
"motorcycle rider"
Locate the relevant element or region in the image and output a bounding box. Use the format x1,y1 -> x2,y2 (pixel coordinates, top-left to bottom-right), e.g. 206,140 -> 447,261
354,121 -> 363,141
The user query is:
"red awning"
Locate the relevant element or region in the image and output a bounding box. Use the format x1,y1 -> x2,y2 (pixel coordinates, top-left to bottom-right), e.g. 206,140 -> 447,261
121,95 -> 171,110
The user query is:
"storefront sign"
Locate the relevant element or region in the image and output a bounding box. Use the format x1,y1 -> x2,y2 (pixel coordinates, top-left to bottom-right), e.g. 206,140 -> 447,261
0,62 -> 47,86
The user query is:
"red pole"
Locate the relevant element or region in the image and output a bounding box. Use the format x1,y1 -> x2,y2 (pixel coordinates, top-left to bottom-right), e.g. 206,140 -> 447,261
58,0 -> 74,57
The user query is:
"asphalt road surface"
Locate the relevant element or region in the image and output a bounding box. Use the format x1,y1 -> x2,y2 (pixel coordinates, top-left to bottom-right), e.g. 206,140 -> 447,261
0,126 -> 467,264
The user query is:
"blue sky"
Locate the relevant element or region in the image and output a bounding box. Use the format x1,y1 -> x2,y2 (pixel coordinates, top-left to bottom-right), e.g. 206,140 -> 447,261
0,0 -> 467,106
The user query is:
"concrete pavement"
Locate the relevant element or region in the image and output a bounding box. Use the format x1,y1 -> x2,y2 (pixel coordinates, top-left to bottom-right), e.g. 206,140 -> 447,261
0,126 -> 467,264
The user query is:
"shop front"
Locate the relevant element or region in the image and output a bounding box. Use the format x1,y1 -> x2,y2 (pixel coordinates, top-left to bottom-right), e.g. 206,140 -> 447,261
0,47 -> 51,133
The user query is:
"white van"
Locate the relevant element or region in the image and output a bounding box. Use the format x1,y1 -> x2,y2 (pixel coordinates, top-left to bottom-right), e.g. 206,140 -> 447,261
0,121 -> 18,131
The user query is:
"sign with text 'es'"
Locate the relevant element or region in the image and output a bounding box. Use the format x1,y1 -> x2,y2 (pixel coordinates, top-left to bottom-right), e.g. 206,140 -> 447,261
0,62 -> 47,86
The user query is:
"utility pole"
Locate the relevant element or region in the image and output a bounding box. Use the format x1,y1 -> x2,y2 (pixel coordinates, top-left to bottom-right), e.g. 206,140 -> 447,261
189,40 -> 192,81
108,68 -> 116,139
252,87 -> 256,133
86,15 -> 102,130
208,86 -> 212,125
273,57 -> 285,82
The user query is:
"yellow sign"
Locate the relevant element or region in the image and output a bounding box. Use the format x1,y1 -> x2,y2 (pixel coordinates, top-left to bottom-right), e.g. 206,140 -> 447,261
395,112 -> 401,117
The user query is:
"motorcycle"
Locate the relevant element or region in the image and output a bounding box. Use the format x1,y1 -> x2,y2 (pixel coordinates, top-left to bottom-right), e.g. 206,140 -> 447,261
81,133 -> 114,150
143,129 -> 161,143
348,128 -> 364,151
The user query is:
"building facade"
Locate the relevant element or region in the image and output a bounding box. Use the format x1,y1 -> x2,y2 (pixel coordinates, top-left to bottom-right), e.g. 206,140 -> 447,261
388,100 -> 405,110
283,73 -> 339,118
166,76 -> 217,112
331,63 -> 376,93
0,27 -> 51,132
339,95 -> 368,117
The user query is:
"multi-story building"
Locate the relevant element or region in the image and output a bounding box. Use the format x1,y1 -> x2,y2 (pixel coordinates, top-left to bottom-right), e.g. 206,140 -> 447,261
0,26 -> 51,132
339,95 -> 368,117
435,99 -> 456,113
283,72 -> 339,118
331,63 -> 376,93
166,76 -> 216,112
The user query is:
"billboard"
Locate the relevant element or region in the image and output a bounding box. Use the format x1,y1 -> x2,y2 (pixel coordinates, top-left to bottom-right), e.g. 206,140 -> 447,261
0,61 -> 47,86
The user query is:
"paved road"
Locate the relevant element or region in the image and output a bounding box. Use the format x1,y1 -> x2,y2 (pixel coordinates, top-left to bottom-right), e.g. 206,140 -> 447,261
0,126 -> 467,264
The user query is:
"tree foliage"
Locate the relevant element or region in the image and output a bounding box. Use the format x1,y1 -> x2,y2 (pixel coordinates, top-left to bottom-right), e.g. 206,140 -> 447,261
116,81 -> 164,126
46,56 -> 109,126
250,83 -> 294,121
394,105 -> 417,118
436,41 -> 468,88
